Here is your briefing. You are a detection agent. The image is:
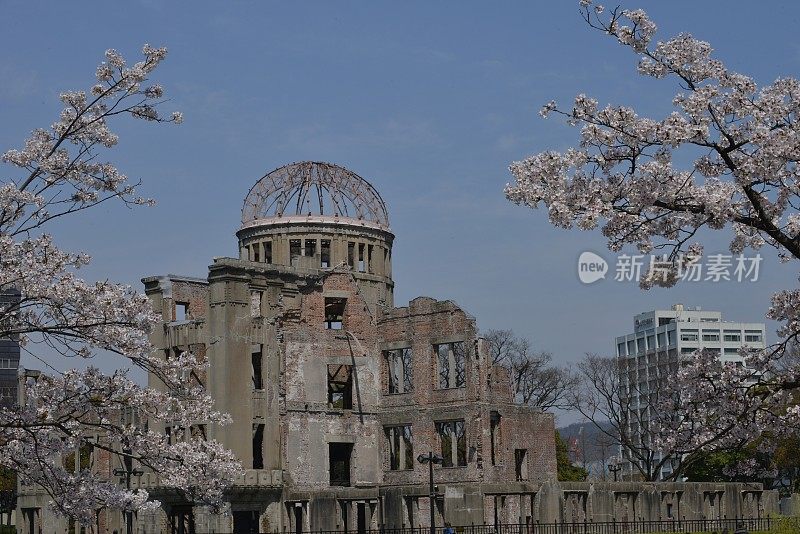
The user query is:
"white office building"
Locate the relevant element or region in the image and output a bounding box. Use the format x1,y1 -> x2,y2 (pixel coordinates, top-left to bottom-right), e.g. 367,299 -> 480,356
614,304 -> 766,480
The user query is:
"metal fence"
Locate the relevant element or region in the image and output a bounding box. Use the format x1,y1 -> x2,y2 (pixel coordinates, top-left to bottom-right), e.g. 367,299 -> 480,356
283,517 -> 797,534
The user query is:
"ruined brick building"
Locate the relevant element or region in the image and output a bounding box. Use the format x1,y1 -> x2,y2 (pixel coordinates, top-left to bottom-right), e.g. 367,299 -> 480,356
139,161 -> 558,531
14,162 -> 780,534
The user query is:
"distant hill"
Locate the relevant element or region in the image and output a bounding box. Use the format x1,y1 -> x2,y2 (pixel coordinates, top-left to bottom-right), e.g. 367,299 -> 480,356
558,420 -> 618,469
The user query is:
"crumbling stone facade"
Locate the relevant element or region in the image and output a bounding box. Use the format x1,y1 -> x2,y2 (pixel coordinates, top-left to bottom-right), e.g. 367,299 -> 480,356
134,162 -> 558,531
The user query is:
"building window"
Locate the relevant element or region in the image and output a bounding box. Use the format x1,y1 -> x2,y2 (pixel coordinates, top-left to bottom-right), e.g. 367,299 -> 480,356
358,243 -> 366,272
321,240 -> 331,268
702,331 -> 720,342
290,239 -> 302,265
324,297 -> 346,330
253,424 -> 264,469
436,420 -> 466,467
329,442 -> 352,486
385,348 -> 413,394
175,301 -> 189,321
304,239 -> 316,259
264,241 -> 272,264
250,290 -> 262,318
680,330 -> 698,342
515,449 -> 529,480
724,331 -> 742,342
252,244 -> 260,262
347,242 -> 356,269
252,345 -> 263,390
190,424 -> 207,441
744,331 -> 762,343
327,365 -> 353,409
490,411 -> 501,466
435,342 -> 466,389
386,425 -> 414,470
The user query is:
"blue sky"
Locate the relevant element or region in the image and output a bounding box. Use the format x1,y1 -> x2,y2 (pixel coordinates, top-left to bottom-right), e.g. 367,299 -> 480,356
3,1 -> 799,419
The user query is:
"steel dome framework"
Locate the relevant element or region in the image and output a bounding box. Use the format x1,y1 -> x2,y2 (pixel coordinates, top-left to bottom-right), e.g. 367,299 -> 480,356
241,161 -> 390,228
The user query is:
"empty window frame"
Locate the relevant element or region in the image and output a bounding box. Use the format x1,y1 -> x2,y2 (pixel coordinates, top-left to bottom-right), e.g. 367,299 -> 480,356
436,342 -> 466,389
329,442 -> 353,486
190,424 -> 207,441
264,241 -> 273,264
290,239 -> 302,265
357,243 -> 366,272
385,348 -> 413,394
347,242 -> 356,269
252,345 -> 263,390
490,411 -> 501,466
324,297 -> 346,330
252,243 -> 260,262
250,290 -> 263,318
175,301 -> 189,321
436,420 -> 466,467
515,449 -> 529,481
304,239 -> 316,259
252,424 -> 264,469
321,240 -> 331,268
386,425 -> 414,470
327,365 -> 353,409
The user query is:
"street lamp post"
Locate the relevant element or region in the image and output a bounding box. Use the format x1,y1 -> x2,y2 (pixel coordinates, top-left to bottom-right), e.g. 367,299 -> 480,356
417,452 -> 444,534
114,466 -> 145,534
608,463 -> 622,482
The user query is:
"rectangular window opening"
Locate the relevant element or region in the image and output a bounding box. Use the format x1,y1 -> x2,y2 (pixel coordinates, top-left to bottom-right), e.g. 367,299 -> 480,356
325,297 -> 346,330
304,239 -> 316,258
264,241 -> 273,264
290,239 -> 302,266
385,348 -> 413,394
252,244 -> 260,263
515,449 -> 528,481
329,442 -> 352,487
250,290 -> 263,318
321,240 -> 331,268
347,242 -> 356,269
327,364 -> 353,409
358,243 -> 366,272
436,420 -> 466,467
175,301 -> 189,321
252,424 -> 264,469
367,244 -> 374,273
386,425 -> 414,471
490,411 -> 501,466
436,342 -> 466,389
252,345 -> 263,390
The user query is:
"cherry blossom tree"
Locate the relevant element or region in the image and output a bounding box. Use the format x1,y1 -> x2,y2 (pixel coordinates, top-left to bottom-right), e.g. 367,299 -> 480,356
505,2 -> 800,470
0,45 -> 240,526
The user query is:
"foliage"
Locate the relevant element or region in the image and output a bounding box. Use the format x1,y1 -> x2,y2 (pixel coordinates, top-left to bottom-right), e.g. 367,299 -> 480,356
506,0 -> 800,476
0,46 -> 240,524
555,430 -> 588,481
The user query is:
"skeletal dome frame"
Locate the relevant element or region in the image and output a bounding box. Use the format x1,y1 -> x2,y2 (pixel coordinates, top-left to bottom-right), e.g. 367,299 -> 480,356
241,161 -> 390,228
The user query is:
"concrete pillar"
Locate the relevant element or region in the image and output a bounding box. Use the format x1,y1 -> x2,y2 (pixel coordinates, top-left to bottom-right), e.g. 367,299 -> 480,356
207,264 -> 253,464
